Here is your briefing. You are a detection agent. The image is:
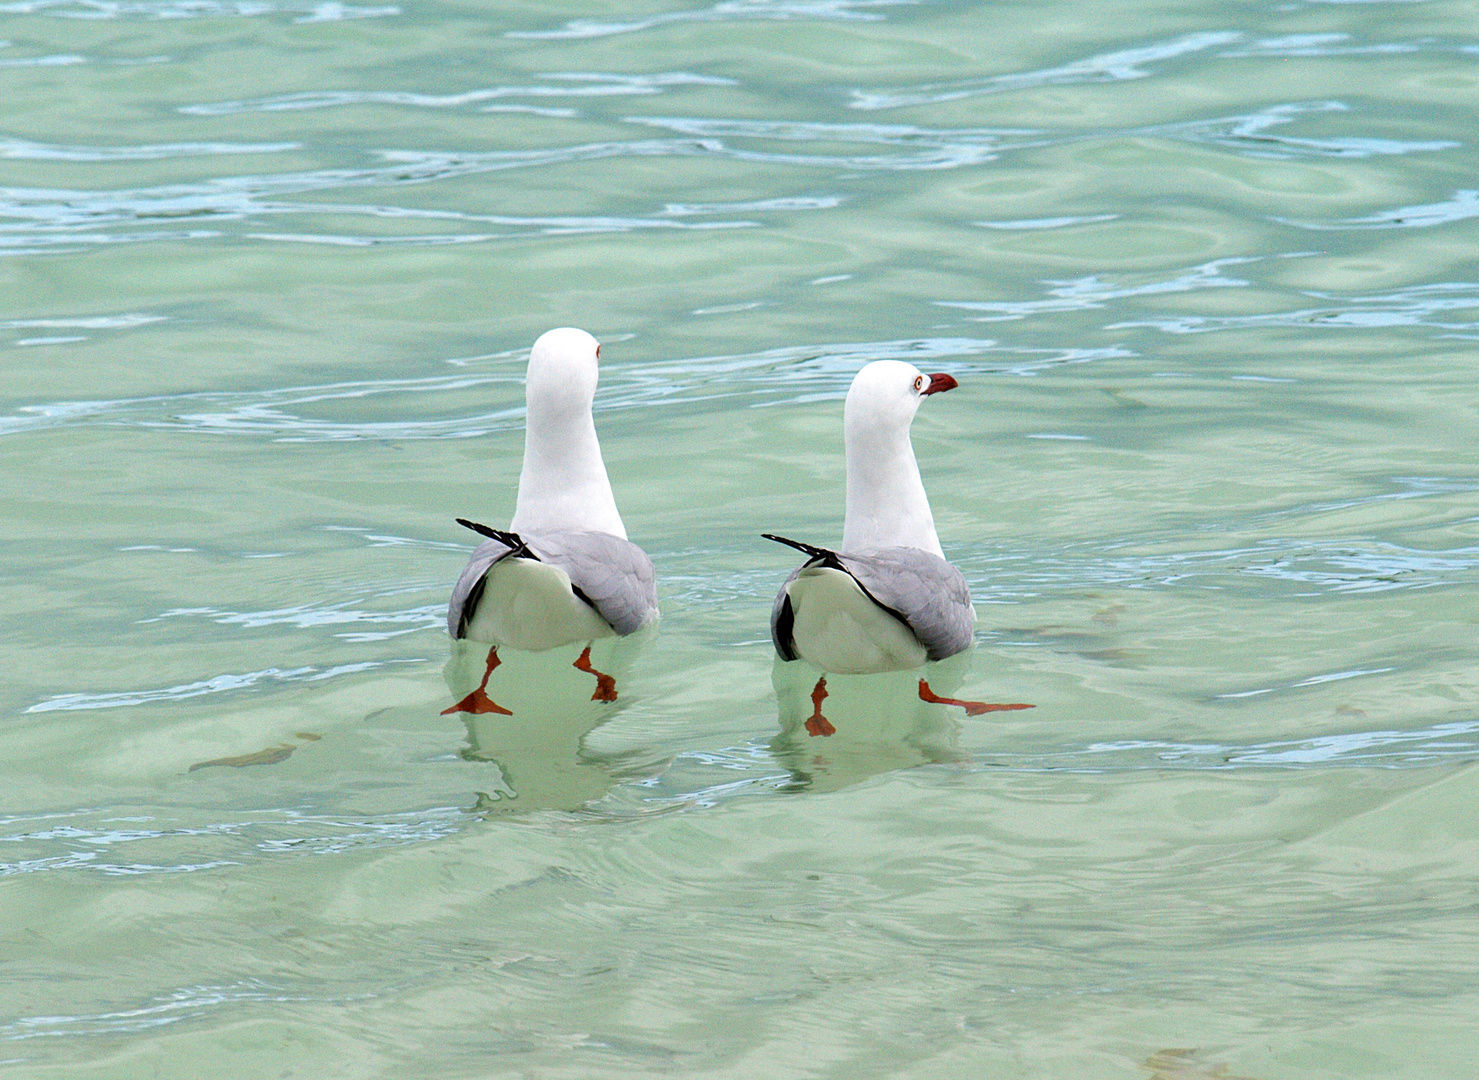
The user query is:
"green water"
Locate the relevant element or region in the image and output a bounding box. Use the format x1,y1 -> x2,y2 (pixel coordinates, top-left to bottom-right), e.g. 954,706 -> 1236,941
4,1 -> 1479,1076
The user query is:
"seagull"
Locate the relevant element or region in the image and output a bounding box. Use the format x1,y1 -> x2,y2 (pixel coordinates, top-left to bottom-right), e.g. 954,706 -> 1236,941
767,359 -> 1032,735
445,327 -> 658,716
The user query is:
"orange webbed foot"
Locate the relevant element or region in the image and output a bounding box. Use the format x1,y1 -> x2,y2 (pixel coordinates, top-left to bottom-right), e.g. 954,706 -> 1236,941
442,646 -> 513,715
805,675 -> 835,736
441,688 -> 513,716
573,646 -> 618,703
918,679 -> 1034,716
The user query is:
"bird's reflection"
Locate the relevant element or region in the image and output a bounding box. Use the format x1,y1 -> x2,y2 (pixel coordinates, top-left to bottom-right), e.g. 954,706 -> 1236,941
771,651 -> 1019,793
442,634 -> 647,812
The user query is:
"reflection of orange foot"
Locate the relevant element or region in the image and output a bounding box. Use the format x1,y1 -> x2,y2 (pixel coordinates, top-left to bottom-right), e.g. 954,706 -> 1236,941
442,646 -> 513,716
573,646 -> 618,702
918,679 -> 1034,717
805,675 -> 835,736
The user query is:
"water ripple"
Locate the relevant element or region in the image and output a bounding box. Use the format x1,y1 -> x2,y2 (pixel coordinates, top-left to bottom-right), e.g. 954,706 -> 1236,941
3,311 -> 164,331
1217,666 -> 1396,700
976,214 -> 1119,230
1281,189 -> 1479,230
0,137 -> 300,161
657,715 -> 1479,811
0,0 -> 398,21
0,806 -> 470,880
1141,100 -> 1458,159
0,337 -> 1127,441
853,30 -> 1467,111
1,99 -> 1448,257
140,601 -> 445,642
0,980 -> 321,1040
851,31 -> 1244,109
1009,718 -> 1479,771
508,0 -> 914,41
1220,33 -> 1423,58
25,658 -> 427,714
626,115 -> 1041,168
0,144 -> 848,254
180,73 -> 736,116
1112,281 -> 1479,336
961,524 -> 1479,602
0,50 -> 85,66
938,257 -> 1259,322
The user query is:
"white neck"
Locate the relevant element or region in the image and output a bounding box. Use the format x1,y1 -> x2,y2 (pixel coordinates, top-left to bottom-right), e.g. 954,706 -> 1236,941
510,407 -> 627,539
842,420 -> 943,557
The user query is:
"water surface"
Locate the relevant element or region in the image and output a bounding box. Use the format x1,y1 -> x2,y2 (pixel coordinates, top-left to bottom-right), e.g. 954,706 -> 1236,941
3,1 -> 1479,1076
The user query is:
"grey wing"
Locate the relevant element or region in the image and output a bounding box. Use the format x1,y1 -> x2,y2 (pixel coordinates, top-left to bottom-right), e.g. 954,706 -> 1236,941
840,547 -> 975,661
528,530 -> 659,636
770,565 -> 804,661
448,538 -> 517,638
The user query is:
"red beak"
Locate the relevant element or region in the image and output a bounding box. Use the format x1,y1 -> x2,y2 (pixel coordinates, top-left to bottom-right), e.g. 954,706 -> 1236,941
923,372 -> 958,395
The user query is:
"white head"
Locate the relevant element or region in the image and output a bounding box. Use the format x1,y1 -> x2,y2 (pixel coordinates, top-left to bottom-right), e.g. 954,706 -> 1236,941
524,327 -> 601,425
841,359 -> 958,557
509,327 -> 628,539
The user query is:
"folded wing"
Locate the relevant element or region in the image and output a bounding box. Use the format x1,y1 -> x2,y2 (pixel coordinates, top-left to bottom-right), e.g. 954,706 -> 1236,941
770,543 -> 974,663
528,529 -> 659,636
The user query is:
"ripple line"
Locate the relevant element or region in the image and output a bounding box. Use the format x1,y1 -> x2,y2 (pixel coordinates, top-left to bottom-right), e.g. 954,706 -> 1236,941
0,144 -> 845,254
508,0 -> 914,41
852,31 -> 1243,109
25,659 -> 427,713
0,137 -> 299,162
1140,100 -> 1457,160
180,73 -> 736,116
0,337 -> 1126,442
1280,189 -> 1479,230
1111,281 -> 1479,336
0,980 -> 312,1040
1219,32 -> 1422,58
1074,718 -> 1479,769
138,601 -> 445,642
938,256 -> 1259,322
0,806 -> 471,879
976,214 -> 1119,230
0,0 -> 398,21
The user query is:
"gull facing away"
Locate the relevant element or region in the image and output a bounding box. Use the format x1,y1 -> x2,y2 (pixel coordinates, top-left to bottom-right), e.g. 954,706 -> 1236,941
767,359 -> 1032,735
445,327 -> 658,715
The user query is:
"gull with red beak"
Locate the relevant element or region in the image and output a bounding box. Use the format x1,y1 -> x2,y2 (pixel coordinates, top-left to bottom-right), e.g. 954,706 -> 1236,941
445,327 -> 658,716
766,359 -> 1032,734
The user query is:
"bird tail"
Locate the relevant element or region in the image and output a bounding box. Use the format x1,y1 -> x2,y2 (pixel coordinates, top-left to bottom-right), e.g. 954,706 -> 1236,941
456,519 -> 537,559
761,533 -> 836,560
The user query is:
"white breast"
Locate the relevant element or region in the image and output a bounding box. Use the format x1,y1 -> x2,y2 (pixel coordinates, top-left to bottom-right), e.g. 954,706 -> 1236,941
461,557 -> 615,652
786,566 -> 927,674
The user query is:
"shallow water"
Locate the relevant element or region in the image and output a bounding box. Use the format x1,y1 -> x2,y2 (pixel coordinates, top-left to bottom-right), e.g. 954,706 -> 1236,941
3,1 -> 1479,1076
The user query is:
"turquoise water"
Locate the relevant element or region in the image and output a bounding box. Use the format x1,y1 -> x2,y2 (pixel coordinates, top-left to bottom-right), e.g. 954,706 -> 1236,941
4,1 -> 1479,1075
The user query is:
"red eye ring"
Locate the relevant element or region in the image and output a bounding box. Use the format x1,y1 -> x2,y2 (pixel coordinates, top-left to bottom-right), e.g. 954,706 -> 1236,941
913,376 -> 924,391
596,344 -> 601,359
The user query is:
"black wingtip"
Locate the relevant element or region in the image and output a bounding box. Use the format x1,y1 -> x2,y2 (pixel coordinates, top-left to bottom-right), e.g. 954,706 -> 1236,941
456,518 -> 531,555
762,533 -> 837,560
